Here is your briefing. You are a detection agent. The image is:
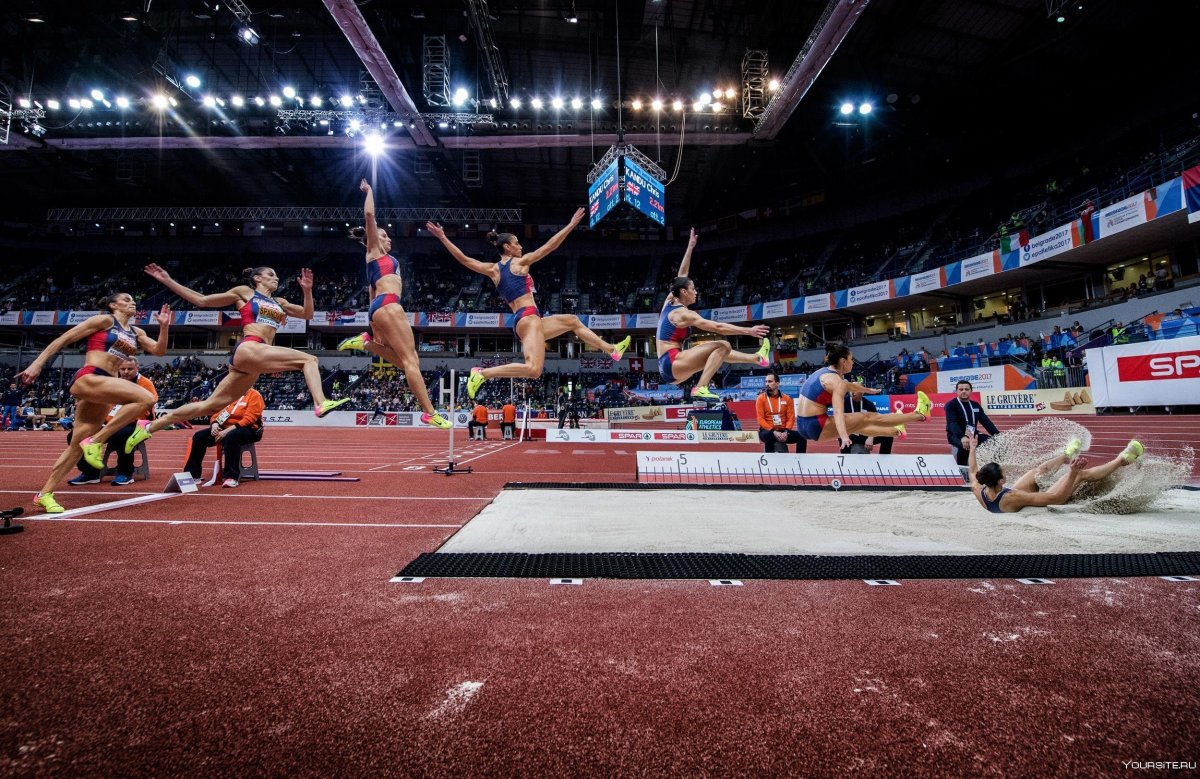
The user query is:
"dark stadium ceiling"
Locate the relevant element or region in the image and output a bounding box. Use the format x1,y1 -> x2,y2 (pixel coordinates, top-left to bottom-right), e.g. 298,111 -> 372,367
0,0 -> 1196,224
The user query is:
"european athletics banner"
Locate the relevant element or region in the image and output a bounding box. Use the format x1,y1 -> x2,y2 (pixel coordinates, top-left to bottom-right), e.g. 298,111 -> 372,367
1019,223 -> 1079,268
1184,164 -> 1200,224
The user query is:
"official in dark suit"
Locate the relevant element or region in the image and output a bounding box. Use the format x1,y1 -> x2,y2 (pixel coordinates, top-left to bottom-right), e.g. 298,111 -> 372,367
946,380 -> 1000,466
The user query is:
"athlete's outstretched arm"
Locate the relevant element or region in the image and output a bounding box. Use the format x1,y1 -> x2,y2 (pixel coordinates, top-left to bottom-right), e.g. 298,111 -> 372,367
522,208 -> 585,265
16,316 -> 111,385
675,228 -> 698,278
278,268 -> 315,319
135,305 -> 173,356
425,222 -> 496,277
360,179 -> 383,255
144,263 -> 245,308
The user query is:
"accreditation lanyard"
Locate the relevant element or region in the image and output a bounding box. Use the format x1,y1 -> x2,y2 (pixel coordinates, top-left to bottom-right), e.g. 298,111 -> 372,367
957,398 -> 976,428
765,393 -> 784,426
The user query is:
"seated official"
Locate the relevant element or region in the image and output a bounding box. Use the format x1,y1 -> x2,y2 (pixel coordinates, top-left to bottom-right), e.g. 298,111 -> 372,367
469,402 -> 489,439
183,388 -> 265,488
756,372 -> 806,453
841,389 -> 892,455
946,380 -> 1000,466
501,401 -> 517,438
68,358 -> 158,486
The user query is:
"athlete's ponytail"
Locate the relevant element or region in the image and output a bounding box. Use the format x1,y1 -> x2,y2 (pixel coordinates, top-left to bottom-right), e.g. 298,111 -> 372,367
97,292 -> 126,313
669,277 -> 692,298
348,226 -> 367,245
824,343 -> 852,367
487,230 -> 517,255
976,462 -> 1003,489
243,266 -> 270,285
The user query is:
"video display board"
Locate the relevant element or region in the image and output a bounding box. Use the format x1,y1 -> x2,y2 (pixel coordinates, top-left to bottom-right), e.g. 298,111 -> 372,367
621,157 -> 666,225
587,158 -> 621,228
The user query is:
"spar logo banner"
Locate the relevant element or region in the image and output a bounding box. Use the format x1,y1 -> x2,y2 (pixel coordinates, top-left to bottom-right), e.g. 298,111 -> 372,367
1090,336 -> 1200,407
935,367 -> 1003,393
1020,224 -> 1077,267
1097,192 -> 1148,239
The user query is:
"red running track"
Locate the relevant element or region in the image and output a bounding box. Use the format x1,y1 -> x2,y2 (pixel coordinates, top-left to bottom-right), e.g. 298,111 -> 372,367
1,419 -> 1198,776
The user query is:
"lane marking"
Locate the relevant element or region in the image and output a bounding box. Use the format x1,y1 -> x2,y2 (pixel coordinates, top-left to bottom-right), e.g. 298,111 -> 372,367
52,493 -> 180,518
20,517 -> 463,528
0,489 -> 490,502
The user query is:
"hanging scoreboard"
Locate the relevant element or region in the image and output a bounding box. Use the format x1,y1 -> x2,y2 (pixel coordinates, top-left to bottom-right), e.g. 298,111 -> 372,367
587,157 -> 621,228
621,157 -> 666,225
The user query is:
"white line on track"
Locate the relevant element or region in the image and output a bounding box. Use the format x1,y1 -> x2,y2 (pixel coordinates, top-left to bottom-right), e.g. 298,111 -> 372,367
0,489 -> 489,501
20,517 -> 462,528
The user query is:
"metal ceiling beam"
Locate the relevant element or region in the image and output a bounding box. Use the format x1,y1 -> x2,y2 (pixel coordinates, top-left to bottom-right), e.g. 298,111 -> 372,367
319,0 -> 439,148
464,0 -> 510,107
753,0 -> 872,140
0,132 -> 754,152
46,206 -> 523,223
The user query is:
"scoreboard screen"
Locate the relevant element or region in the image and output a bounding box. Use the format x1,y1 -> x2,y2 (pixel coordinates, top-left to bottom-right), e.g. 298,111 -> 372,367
587,158 -> 621,228
621,157 -> 666,225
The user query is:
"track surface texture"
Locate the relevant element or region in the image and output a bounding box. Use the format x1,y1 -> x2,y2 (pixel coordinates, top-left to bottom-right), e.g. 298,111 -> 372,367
2,417 -> 1199,776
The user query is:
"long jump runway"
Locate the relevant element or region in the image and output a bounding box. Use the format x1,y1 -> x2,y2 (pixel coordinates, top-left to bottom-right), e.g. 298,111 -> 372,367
3,421 -> 1200,776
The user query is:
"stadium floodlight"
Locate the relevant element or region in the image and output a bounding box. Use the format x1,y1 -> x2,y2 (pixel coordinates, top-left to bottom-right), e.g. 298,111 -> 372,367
452,87 -> 469,106
651,98 -> 663,111
590,97 -> 602,110
551,96 -> 565,110
839,102 -> 855,115
570,97 -> 582,110
673,99 -> 684,111
364,133 -> 385,156
151,94 -> 168,109
115,96 -> 130,109
90,89 -> 103,101
254,96 -> 265,106
310,95 -> 322,107
282,86 -> 296,99
510,97 -> 522,109
768,78 -> 780,91
724,87 -> 735,99
47,99 -> 60,109
631,99 -> 642,110
231,95 -> 245,107
338,95 -> 352,107
859,102 -> 873,115
168,96 -> 178,107
711,101 -> 723,112
202,95 -> 216,108
692,101 -> 703,112
240,26 -> 259,44
18,98 -> 32,108
531,97 -> 544,109
348,119 -> 361,132
80,98 -> 94,109
699,93 -> 711,106
268,95 -> 282,106
68,98 -> 81,109
712,88 -> 722,99
185,74 -> 201,88
489,98 -> 498,108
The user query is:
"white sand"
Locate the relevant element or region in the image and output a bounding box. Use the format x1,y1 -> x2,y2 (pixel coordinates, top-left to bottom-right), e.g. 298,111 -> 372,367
440,488 -> 1200,555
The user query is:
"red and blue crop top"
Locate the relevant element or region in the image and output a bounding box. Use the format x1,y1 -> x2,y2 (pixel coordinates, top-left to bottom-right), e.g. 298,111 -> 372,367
86,318 -> 139,359
798,366 -> 839,406
367,254 -> 402,286
656,301 -> 691,343
496,259 -> 535,305
239,290 -> 287,330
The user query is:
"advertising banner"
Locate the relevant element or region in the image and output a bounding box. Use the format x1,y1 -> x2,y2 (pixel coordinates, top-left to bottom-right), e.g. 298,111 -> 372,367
1097,192 -> 1148,239
604,404 -> 695,423
711,306 -> 749,323
934,367 -> 1005,393
65,310 -> 99,325
981,388 -> 1095,415
262,409 -> 446,427
30,311 -> 55,326
1019,224 -> 1077,267
632,313 -> 660,329
0,311 -> 20,326
544,428 -> 759,444
587,314 -> 623,329
888,392 -> 959,418
184,311 -> 223,326
762,299 -> 789,319
1090,335 -> 1200,407
804,293 -> 833,313
846,280 -> 892,306
909,268 -> 944,295
277,317 -> 307,334
464,312 -> 502,328
960,251 -> 999,282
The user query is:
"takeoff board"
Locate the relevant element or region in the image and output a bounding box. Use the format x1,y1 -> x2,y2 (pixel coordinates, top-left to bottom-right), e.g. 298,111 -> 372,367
635,452 -> 966,490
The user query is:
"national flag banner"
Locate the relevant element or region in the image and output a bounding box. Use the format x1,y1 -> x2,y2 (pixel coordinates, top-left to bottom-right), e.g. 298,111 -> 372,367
1146,177 -> 1183,220
1184,164 -> 1200,219
999,230 -> 1028,254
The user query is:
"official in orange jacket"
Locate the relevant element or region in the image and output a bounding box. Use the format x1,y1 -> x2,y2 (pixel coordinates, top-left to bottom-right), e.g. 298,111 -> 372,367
755,372 -> 806,453
183,388 -> 265,487
67,357 -> 159,486
501,402 -> 517,439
